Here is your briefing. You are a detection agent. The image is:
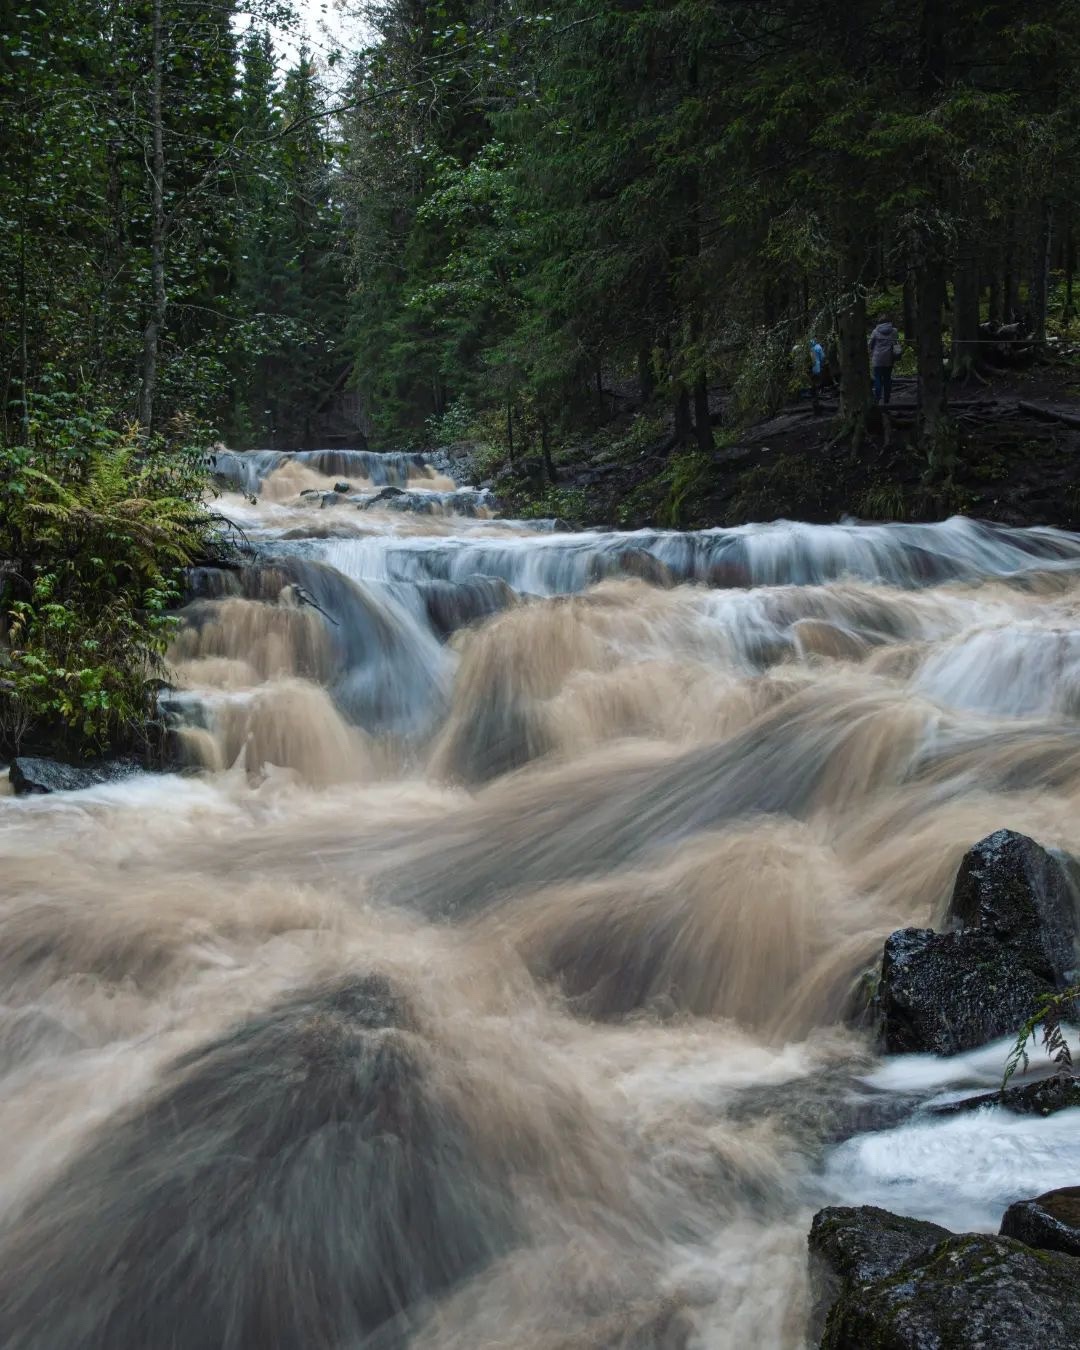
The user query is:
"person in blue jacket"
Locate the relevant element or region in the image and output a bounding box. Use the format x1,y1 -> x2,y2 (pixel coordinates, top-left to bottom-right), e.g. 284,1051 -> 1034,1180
809,338 -> 826,412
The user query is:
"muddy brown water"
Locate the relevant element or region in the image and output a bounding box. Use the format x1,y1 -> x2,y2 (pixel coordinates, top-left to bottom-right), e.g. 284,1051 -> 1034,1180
4,453 -> 1080,1347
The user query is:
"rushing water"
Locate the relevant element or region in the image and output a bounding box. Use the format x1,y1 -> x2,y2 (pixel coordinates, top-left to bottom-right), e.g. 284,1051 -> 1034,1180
3,448 -> 1080,1348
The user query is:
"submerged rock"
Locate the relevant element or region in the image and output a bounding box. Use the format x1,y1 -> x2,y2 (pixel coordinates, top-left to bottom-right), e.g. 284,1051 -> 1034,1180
586,548 -> 676,588
877,926 -> 1048,1055
820,1233 -> 1080,1349
418,576 -> 518,639
8,756 -> 141,796
1001,1186 -> 1080,1258
0,974 -> 523,1349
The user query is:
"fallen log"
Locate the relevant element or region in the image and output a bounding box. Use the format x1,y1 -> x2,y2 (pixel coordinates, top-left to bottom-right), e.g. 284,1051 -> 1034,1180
1016,401 -> 1080,430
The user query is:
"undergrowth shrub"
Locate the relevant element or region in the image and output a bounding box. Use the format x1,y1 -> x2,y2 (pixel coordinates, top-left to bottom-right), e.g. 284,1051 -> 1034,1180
0,392 -> 223,759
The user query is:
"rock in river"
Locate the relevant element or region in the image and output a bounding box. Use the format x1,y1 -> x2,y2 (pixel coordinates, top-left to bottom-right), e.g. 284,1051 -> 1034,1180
1000,1186 -> 1080,1259
877,925 -> 1050,1055
820,1233 -> 1080,1349
876,829 -> 1079,1055
948,828 -> 1078,986
807,1205 -> 951,1341
8,756 -> 139,796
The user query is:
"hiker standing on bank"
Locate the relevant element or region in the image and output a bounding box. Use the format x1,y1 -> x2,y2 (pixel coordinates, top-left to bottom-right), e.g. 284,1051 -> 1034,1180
809,338 -> 826,413
868,318 -> 901,406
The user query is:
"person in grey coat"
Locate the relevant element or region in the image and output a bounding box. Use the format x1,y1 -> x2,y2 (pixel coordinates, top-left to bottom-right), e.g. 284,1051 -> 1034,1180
868,319 -> 900,405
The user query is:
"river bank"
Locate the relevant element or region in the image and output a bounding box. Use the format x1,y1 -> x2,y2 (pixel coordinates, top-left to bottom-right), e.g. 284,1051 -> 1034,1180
479,365 -> 1080,532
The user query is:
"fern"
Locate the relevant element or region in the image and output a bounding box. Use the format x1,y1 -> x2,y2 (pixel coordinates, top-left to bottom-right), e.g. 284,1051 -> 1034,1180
1,403 -> 221,757
1003,985 -> 1080,1089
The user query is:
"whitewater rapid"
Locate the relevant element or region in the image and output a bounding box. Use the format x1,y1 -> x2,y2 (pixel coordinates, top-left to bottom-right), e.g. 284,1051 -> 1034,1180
2,445 -> 1080,1348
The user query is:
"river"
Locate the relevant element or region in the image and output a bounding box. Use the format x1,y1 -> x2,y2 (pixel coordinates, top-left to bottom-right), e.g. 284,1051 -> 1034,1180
2,447 -> 1080,1348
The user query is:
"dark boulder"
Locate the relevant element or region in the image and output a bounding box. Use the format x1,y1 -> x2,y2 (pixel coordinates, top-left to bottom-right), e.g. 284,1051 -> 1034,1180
928,1072 -> 1080,1118
1001,1186 -> 1080,1258
808,1205 -> 951,1342
9,756 -> 141,796
948,829 -> 1078,985
877,926 -> 1049,1056
333,480 -> 351,493
821,1233 -> 1080,1349
875,829 -> 1080,1055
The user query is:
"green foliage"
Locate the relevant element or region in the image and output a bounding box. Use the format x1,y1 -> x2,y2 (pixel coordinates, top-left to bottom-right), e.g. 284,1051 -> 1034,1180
613,450 -> 715,528
855,482 -> 909,521
657,452 -> 715,528
0,394 -> 219,757
592,414 -> 667,466
516,485 -> 589,525
1003,985 -> 1080,1089
727,453 -> 827,524
425,397 -> 476,445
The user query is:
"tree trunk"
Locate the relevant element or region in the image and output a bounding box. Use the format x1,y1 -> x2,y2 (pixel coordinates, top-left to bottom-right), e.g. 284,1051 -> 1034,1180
637,346 -> 655,404
17,144 -> 30,444
673,386 -> 692,446
1064,221 -> 1075,329
902,273 -> 917,346
138,0 -> 166,434
987,266 -> 1004,326
915,256 -> 956,475
1031,199 -> 1053,347
693,370 -> 712,451
836,234 -> 873,444
951,253 -> 981,379
540,413 -> 556,484
1003,221 -> 1020,323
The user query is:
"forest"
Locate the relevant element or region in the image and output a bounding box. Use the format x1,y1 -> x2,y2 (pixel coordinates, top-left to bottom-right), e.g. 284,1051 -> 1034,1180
3,0 -> 1080,755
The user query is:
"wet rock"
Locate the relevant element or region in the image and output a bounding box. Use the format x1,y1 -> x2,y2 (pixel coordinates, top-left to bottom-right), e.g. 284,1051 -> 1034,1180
360,485 -> 406,508
0,974 -> 523,1349
809,1206 -> 950,1343
820,1233 -> 1080,1349
418,577 -> 517,640
1001,1186 -> 1080,1258
705,559 -> 750,589
333,480 -> 351,493
947,829 -> 1079,985
877,925 -> 1049,1055
586,548 -> 676,588
809,1206 -> 952,1291
927,1072 -> 1080,1118
875,829 -> 1080,1055
9,756 -> 141,796
299,488 -> 321,499
319,490 -> 347,508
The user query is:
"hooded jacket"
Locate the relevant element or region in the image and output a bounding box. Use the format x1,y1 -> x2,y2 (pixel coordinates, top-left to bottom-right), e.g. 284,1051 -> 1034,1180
869,322 -> 898,368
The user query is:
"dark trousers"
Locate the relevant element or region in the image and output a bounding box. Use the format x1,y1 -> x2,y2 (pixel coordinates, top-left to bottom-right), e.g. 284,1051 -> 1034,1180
873,365 -> 893,405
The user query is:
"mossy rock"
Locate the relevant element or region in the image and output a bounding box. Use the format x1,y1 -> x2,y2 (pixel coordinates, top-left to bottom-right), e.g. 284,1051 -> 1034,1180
1001,1186 -> 1080,1259
821,1234 -> 1080,1348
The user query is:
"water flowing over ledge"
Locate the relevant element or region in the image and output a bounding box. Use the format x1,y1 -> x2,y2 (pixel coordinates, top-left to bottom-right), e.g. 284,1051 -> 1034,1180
4,446 -> 1080,1348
